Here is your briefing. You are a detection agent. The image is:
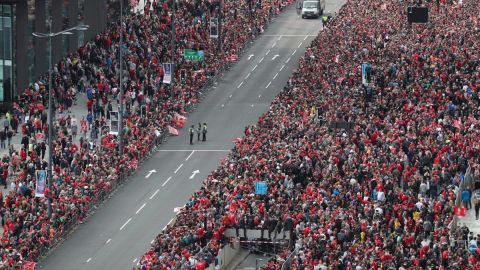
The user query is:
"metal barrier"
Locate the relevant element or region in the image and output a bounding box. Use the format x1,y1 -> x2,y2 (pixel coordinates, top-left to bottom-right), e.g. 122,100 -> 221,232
280,247 -> 299,270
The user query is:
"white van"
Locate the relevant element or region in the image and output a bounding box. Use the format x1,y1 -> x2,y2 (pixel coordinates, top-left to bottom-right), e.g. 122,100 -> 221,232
299,0 -> 325,19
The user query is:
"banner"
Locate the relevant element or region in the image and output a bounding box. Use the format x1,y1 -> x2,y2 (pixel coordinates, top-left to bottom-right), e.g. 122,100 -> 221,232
210,17 -> 219,38
362,63 -> 372,86
35,170 -> 47,198
163,63 -> 172,84
109,111 -> 119,135
255,181 -> 267,195
183,49 -> 205,61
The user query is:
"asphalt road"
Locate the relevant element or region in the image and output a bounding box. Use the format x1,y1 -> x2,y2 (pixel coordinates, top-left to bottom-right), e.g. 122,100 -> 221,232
39,2 -> 345,269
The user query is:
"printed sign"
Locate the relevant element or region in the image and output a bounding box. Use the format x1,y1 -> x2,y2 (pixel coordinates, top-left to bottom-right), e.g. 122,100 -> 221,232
183,50 -> 205,61
210,17 -> 219,38
255,181 -> 267,195
163,63 -> 172,84
362,63 -> 372,86
35,170 -> 47,198
110,111 -> 119,135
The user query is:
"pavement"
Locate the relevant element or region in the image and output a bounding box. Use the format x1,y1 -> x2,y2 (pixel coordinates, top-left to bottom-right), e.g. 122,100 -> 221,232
458,196 -> 480,238
0,93 -> 94,195
37,2 -> 346,270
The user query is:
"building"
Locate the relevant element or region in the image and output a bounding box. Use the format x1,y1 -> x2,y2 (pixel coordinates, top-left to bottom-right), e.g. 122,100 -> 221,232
0,0 -> 122,105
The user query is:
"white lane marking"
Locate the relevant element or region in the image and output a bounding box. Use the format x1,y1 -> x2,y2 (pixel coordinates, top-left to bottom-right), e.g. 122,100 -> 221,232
248,54 -> 254,60
266,49 -> 270,55
297,42 -> 303,48
174,164 -> 183,174
145,169 -> 156,179
151,239 -> 155,244
237,81 -> 244,88
280,64 -> 285,71
229,94 -> 232,98
266,81 -> 272,88
245,73 -> 251,79
292,49 -> 297,56
286,58 -> 291,63
271,42 -> 277,48
133,258 -> 138,263
106,238 -> 111,244
272,54 -> 279,60
277,35 -> 282,40
189,170 -> 200,179
168,218 -> 175,225
120,218 -> 132,230
185,150 -> 195,161
157,150 -> 230,152
162,176 -> 172,187
303,36 -> 308,41
149,189 -> 160,199
136,203 -> 147,214
273,73 -> 278,80
86,258 -> 92,263
259,57 -> 264,63
252,65 -> 258,71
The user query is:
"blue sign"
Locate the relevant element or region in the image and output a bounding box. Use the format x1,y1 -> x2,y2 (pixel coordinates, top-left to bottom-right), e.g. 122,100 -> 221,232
255,181 -> 267,195
35,170 -> 47,198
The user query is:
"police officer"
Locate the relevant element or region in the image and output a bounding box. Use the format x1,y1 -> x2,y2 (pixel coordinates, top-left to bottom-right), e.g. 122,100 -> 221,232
189,125 -> 194,145
197,123 -> 202,141
202,123 -> 208,142
322,15 -> 328,27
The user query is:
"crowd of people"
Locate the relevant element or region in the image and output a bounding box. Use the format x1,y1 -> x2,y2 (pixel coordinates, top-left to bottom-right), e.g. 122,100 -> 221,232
138,0 -> 480,269
0,0 -> 294,268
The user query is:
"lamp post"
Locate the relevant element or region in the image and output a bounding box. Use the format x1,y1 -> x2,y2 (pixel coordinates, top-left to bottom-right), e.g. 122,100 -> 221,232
118,0 -> 125,155
255,258 -> 263,270
171,0 -> 176,98
32,23 -> 89,218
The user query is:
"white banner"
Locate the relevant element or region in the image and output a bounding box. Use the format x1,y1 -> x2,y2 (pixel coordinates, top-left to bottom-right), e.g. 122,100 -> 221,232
35,170 -> 47,198
163,63 -> 172,84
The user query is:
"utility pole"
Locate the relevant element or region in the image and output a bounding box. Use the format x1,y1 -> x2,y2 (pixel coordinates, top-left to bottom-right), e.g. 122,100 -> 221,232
218,0 -> 223,52
118,0 -> 124,155
171,0 -> 176,98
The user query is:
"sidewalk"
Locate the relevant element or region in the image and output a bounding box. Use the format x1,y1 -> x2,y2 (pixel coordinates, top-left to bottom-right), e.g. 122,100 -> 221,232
458,198 -> 480,237
0,92 -> 99,197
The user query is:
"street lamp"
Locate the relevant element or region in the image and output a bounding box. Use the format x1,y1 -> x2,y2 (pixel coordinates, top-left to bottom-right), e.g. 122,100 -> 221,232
32,22 -> 89,218
255,258 -> 263,270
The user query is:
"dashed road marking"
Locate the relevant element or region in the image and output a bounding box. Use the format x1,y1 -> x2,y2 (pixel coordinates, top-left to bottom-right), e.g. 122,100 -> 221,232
259,57 -> 264,63
120,218 -> 132,230
162,177 -> 172,187
280,64 -> 285,71
286,58 -> 291,63
106,238 -> 111,244
297,42 -> 303,48
266,81 -> 272,88
303,36 -> 308,41
245,73 -> 251,79
133,258 -> 138,263
252,65 -> 258,71
149,189 -> 160,199
86,258 -> 92,263
174,164 -> 183,174
273,73 -> 278,80
237,81 -> 244,88
292,49 -> 297,56
136,203 -> 147,214
185,150 -> 195,161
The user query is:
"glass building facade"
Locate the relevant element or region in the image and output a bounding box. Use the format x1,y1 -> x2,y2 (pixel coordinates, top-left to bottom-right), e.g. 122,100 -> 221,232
0,4 -> 13,102
0,0 -> 109,105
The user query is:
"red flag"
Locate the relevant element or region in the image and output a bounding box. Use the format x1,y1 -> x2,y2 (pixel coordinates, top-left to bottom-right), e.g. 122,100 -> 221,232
22,261 -> 36,270
167,126 -> 179,136
454,206 -> 467,216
